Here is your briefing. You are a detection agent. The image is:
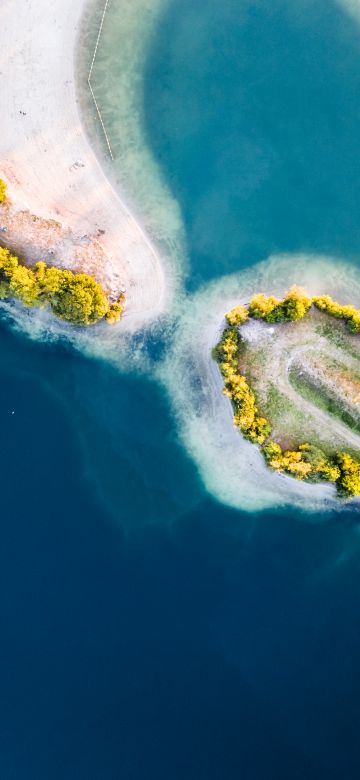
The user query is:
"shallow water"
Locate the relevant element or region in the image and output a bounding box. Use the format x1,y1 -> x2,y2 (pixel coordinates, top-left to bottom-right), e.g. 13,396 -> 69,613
144,0 -> 360,288
2,0 -> 360,776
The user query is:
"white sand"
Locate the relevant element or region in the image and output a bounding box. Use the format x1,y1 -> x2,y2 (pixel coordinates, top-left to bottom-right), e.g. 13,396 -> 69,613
0,0 -> 166,328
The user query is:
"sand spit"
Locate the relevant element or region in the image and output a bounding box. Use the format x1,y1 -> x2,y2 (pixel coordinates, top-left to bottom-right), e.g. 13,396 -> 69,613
0,0 -> 166,328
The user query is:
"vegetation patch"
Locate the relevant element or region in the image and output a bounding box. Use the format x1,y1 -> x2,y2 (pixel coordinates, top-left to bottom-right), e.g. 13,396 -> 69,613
214,286 -> 360,498
289,366 -> 360,435
0,179 -> 7,204
0,246 -> 124,326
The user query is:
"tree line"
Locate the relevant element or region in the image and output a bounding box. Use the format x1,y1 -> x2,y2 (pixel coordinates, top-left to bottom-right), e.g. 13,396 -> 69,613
0,179 -> 124,325
0,248 -> 124,325
214,286 -> 360,497
224,284 -> 360,333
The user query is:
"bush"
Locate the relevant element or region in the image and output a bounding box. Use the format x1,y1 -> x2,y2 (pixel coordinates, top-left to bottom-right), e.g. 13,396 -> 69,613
214,327 -> 271,444
105,297 -> 124,324
263,441 -> 312,479
9,264 -> 39,307
281,286 -> 312,320
313,295 -> 360,334
336,452 -> 360,496
248,293 -> 282,321
248,286 -> 312,323
0,179 -> 7,203
49,272 -> 109,325
0,247 -> 124,326
315,459 -> 341,483
298,444 -> 341,482
225,304 -> 248,326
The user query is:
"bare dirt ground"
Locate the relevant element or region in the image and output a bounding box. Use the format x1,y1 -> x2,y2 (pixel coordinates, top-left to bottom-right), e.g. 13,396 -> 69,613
0,198 -> 124,300
239,310 -> 360,455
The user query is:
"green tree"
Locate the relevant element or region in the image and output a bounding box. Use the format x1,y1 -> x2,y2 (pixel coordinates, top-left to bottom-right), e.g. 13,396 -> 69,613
248,286 -> 312,323
105,297 -> 124,324
50,273 -> 110,325
281,286 -> 312,320
8,265 -> 39,307
0,179 -> 7,203
336,452 -> 360,496
248,293 -> 281,321
225,304 -> 248,326
0,246 -> 124,326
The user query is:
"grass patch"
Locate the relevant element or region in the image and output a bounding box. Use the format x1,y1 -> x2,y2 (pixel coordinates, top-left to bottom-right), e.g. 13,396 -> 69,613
264,383 -> 295,417
289,367 -> 360,436
315,322 -> 360,360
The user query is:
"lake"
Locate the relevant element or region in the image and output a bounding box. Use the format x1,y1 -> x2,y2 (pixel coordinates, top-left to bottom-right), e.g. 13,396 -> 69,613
1,0 -> 360,777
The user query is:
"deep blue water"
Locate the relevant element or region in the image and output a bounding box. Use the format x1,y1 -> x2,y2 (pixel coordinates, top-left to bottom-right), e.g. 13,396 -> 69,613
2,0 -> 360,777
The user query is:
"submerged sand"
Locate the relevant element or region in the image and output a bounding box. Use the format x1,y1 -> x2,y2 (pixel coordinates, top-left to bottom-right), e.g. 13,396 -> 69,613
1,1 -> 360,515
160,254 -> 360,513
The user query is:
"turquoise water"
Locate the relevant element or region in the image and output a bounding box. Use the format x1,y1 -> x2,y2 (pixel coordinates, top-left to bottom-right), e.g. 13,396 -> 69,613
144,0 -> 360,288
2,0 -> 360,776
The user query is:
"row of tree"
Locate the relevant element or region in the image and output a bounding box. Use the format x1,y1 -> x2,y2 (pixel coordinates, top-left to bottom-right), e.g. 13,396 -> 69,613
213,322 -> 360,497
312,294 -> 360,333
0,248 -> 123,326
213,327 -> 271,444
263,442 -> 360,496
225,285 -> 360,333
226,286 -> 312,326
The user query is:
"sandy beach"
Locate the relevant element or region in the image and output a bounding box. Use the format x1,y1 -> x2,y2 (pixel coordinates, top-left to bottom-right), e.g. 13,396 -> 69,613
0,0 -> 166,326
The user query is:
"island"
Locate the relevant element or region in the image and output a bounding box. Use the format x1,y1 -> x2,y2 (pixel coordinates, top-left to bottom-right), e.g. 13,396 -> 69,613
213,286 -> 360,497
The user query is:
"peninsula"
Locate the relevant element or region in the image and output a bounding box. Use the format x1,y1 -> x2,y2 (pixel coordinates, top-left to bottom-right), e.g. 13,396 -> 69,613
0,0 -> 165,328
214,286 -> 360,497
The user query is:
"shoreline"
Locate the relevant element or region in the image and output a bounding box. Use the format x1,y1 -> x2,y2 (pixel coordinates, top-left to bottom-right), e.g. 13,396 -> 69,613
199,299 -> 340,511
161,254 -> 360,513
162,295 -> 340,514
0,0 -> 166,329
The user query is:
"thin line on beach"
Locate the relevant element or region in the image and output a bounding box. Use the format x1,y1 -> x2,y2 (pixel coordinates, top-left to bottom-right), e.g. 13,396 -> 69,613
84,0 -> 166,298
88,0 -> 114,160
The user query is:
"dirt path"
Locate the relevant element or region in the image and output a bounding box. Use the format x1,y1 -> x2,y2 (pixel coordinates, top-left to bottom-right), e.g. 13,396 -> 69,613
241,315 -> 360,452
